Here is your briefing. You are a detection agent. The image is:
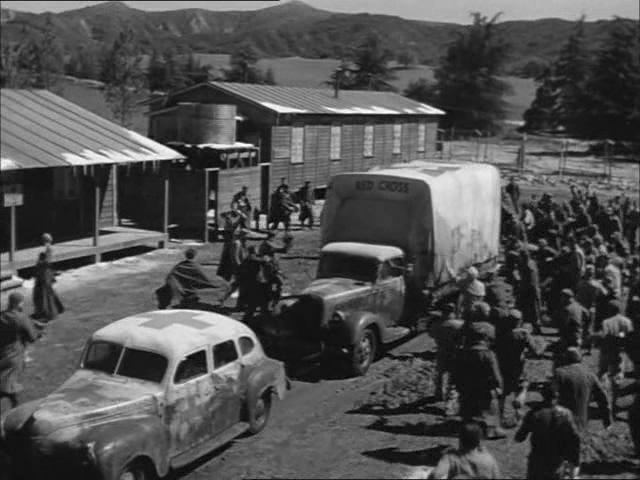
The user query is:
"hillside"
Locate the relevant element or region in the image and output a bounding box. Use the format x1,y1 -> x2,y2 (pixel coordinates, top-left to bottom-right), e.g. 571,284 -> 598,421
0,0 -> 633,73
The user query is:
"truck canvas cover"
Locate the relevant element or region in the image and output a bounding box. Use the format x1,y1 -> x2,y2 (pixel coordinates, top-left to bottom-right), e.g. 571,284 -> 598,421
320,161 -> 501,288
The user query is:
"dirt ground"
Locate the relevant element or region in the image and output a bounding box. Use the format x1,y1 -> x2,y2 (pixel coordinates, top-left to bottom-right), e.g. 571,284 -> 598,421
2,156 -> 639,479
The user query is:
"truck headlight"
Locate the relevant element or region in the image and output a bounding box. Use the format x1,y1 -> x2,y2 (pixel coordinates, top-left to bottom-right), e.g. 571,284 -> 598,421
331,312 -> 344,324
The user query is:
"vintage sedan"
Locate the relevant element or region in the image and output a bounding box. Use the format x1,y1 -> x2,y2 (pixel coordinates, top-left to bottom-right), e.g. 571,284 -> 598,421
0,310 -> 288,480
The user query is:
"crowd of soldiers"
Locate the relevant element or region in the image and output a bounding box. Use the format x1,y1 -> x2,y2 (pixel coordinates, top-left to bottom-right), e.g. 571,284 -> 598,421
429,177 -> 640,479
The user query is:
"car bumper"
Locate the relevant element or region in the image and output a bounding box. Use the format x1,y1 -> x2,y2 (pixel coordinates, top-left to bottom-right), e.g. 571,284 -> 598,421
261,328 -> 350,362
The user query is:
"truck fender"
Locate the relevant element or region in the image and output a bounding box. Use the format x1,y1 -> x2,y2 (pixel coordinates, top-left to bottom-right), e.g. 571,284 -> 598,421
343,311 -> 384,347
245,359 -> 287,419
84,415 -> 170,480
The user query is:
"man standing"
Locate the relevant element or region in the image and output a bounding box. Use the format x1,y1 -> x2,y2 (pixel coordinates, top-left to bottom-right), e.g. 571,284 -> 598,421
517,249 -> 543,334
553,289 -> 585,351
505,176 -> 520,213
575,265 -> 605,354
457,304 -> 505,439
553,347 -> 612,430
298,181 -> 315,229
0,292 -> 44,410
429,421 -> 502,479
592,300 -> 633,411
495,309 -> 541,424
232,185 -> 252,221
515,383 -> 581,480
431,303 -> 464,413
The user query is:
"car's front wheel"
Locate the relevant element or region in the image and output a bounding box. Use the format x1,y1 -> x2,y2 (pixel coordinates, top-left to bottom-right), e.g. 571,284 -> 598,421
119,460 -> 153,480
248,391 -> 272,435
350,327 -> 377,376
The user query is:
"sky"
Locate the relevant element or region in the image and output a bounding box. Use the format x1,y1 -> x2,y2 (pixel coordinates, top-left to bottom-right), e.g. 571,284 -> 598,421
1,0 -> 637,23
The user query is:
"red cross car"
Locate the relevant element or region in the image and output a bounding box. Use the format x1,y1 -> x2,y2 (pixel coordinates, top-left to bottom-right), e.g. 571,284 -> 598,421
0,310 -> 289,480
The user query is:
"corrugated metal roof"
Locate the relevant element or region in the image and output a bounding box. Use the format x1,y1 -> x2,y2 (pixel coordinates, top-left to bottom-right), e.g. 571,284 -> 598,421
199,82 -> 445,116
0,89 -> 183,171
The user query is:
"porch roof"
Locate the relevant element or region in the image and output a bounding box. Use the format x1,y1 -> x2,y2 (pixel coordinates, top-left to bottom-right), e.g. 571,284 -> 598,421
1,89 -> 183,171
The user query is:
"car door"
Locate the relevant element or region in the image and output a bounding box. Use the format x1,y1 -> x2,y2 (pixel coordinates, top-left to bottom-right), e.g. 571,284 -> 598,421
166,348 -> 220,457
375,258 -> 406,325
211,339 -> 244,432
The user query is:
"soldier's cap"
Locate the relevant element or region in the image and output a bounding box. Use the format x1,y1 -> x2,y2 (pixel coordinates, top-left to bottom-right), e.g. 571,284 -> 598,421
467,279 -> 485,297
560,288 -> 574,297
566,347 -> 582,363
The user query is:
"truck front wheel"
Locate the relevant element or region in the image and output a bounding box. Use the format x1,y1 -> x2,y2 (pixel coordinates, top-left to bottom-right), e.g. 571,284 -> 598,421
350,328 -> 377,376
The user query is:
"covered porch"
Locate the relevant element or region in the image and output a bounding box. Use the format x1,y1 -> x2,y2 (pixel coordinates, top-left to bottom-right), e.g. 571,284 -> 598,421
0,89 -> 184,275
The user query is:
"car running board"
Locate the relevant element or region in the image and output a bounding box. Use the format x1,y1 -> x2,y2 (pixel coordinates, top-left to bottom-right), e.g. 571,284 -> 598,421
171,422 -> 250,469
383,326 -> 411,343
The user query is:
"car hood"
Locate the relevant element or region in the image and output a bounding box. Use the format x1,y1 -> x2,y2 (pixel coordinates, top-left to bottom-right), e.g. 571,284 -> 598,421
301,277 -> 372,300
3,369 -> 162,438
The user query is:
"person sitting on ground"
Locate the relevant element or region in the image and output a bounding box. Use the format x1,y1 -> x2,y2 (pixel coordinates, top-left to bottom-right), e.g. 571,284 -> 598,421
157,248 -> 229,309
429,421 -> 502,479
515,383 -> 581,480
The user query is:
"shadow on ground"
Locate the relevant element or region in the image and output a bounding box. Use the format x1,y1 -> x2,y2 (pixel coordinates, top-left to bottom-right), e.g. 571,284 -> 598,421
365,417 -> 460,438
361,444 -> 450,466
580,460 -> 640,476
165,443 -> 234,479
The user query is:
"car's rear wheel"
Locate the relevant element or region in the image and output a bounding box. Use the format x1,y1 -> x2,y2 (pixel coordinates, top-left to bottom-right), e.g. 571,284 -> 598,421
248,391 -> 272,435
350,327 -> 377,376
119,460 -> 152,480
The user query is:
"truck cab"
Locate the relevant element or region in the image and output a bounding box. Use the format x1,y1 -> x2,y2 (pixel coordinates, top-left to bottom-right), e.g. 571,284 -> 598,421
264,242 -> 412,376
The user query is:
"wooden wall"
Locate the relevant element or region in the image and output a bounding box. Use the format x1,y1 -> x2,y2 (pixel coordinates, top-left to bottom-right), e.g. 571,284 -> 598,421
268,119 -> 439,193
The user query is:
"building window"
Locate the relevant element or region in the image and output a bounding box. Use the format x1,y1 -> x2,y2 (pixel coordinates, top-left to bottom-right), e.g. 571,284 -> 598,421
392,124 -> 402,154
417,123 -> 426,152
330,125 -> 342,160
363,125 -> 374,157
291,126 -> 304,164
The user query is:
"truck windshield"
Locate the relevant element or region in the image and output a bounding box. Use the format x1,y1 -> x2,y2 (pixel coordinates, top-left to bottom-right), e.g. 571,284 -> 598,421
317,253 -> 378,283
82,341 -> 168,384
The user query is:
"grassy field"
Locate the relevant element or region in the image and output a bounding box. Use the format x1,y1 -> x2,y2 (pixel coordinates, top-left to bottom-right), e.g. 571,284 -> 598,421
55,55 -> 536,136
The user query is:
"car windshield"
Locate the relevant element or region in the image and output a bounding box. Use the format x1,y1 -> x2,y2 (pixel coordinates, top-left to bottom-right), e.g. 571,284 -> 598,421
316,252 -> 379,283
82,341 -> 168,384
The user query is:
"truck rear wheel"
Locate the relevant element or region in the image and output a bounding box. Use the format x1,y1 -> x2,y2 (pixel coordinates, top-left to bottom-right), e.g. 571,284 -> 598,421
350,328 -> 377,376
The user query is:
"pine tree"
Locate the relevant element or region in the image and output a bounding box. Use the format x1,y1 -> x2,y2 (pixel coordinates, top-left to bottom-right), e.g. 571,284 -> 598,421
432,12 -> 511,132
586,18 -> 640,140
101,28 -> 146,127
523,66 -> 557,131
349,34 -> 396,91
549,16 -> 592,135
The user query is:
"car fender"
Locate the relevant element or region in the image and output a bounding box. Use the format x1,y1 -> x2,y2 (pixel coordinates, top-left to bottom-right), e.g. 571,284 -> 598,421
83,414 -> 170,480
245,359 -> 287,415
342,311 -> 385,346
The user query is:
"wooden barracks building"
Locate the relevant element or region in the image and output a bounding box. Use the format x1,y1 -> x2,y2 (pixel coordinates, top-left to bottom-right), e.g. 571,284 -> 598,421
144,82 -> 445,212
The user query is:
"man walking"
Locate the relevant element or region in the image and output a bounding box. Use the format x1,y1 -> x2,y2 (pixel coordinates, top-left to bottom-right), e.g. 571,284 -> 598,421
553,347 -> 612,430
515,383 -> 581,480
298,180 -> 315,229
1,292 -> 44,410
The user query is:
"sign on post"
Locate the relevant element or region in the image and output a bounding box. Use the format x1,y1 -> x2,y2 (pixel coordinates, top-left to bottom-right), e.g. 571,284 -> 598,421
1,171 -> 24,207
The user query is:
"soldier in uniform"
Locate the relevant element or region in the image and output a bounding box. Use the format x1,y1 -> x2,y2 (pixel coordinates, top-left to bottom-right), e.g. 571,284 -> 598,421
298,181 -> 316,229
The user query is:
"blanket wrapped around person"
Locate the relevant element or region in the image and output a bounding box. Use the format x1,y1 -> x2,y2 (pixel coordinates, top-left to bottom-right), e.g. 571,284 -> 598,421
156,249 -> 229,309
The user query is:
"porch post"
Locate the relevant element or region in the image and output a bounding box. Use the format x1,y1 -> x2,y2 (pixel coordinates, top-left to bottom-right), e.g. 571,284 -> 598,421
93,171 -> 101,263
9,205 -> 16,264
112,164 -> 118,226
161,164 -> 169,248
203,169 -> 209,243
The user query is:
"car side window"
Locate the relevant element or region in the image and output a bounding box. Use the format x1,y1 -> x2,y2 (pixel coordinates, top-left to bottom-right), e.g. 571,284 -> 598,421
174,350 -> 208,384
238,336 -> 255,356
213,340 -> 239,369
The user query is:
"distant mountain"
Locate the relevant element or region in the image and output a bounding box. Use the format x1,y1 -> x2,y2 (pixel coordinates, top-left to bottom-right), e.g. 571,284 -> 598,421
0,0 -> 633,73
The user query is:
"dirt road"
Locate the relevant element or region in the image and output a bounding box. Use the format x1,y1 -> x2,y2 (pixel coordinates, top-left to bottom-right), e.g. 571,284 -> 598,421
8,223 -> 639,479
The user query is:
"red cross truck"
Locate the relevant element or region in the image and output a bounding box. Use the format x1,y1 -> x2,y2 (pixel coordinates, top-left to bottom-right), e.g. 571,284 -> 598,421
0,309 -> 288,480
262,161 -> 501,376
